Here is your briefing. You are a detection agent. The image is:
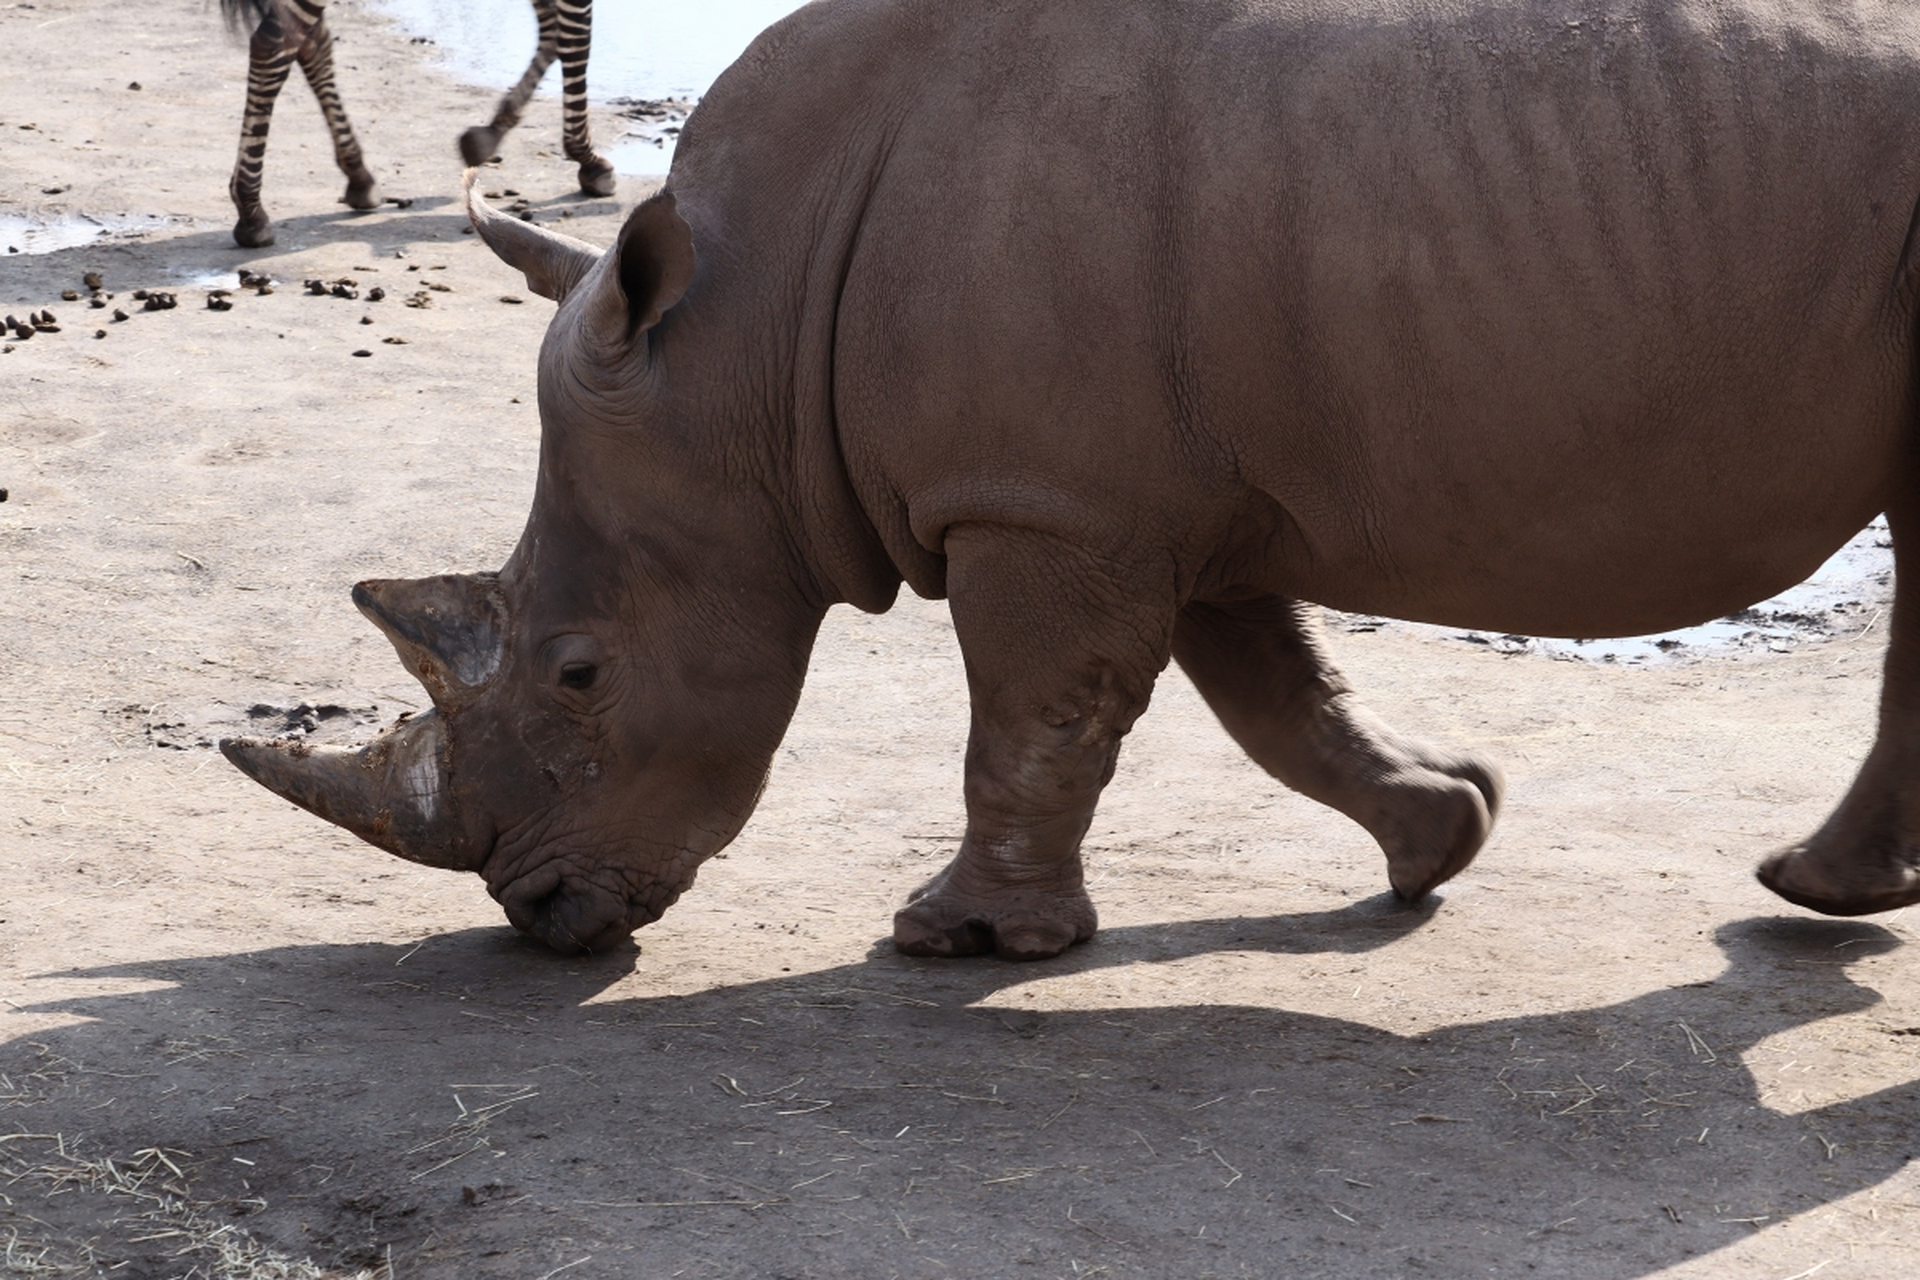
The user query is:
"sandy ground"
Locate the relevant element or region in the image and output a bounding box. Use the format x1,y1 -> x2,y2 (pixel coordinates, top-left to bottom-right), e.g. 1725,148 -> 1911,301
3,1 -> 1920,1276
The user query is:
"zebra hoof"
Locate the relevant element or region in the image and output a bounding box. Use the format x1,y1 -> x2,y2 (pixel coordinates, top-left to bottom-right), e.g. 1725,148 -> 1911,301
578,157 -> 617,198
344,175 -> 381,210
233,209 -> 275,249
459,126 -> 502,168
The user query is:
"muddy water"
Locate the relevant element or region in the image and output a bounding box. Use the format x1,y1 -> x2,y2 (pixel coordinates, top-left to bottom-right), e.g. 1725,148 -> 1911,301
371,0 -> 808,174
0,212 -> 176,256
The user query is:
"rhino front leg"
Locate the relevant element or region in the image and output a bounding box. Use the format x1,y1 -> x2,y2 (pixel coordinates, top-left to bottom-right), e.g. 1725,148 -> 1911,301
1170,593 -> 1501,900
1758,509 -> 1920,915
893,529 -> 1174,961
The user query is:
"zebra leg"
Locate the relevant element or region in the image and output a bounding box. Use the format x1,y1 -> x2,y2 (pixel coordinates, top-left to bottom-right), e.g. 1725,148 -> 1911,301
229,13 -> 301,248
556,0 -> 616,196
295,13 -> 380,210
459,0 -> 560,167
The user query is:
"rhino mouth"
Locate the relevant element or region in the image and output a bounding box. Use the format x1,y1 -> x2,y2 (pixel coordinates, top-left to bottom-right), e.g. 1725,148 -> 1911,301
486,849 -> 668,955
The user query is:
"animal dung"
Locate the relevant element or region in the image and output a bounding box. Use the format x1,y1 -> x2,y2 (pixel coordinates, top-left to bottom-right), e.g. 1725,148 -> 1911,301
82,271 -> 102,289
351,348 -> 372,357
93,329 -> 105,339
206,291 -> 233,311
88,296 -> 106,308
237,268 -> 271,288
111,308 -> 128,322
367,286 -> 385,302
381,335 -> 408,344
500,295 -> 523,304
359,315 -> 373,325
60,289 -> 78,301
140,292 -> 177,311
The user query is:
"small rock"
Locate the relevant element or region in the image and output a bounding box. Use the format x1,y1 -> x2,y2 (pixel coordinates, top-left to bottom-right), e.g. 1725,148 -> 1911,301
111,308 -> 128,322
131,289 -> 149,300
359,315 -> 373,325
38,310 -> 56,324
2,345 -> 12,354
82,271 -> 102,289
33,323 -> 59,334
127,81 -> 141,90
0,488 -> 7,500
93,328 -> 105,339
367,286 -> 385,302
351,349 -> 372,357
88,296 -> 106,308
60,289 -> 78,301
255,284 -> 273,295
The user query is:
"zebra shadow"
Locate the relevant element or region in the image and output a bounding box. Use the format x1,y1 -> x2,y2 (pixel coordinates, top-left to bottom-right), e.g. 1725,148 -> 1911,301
3,905 -> 1912,1277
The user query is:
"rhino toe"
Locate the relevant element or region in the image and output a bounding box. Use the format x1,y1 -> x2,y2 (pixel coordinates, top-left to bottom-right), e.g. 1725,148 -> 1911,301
893,877 -> 1095,961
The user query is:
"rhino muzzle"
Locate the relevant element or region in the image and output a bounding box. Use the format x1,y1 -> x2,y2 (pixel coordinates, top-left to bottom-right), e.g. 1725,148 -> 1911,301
221,571 -> 508,870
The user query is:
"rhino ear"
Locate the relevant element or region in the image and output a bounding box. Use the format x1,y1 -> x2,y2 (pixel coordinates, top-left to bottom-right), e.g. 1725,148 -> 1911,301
353,573 -> 506,710
465,169 -> 600,302
594,189 -> 697,344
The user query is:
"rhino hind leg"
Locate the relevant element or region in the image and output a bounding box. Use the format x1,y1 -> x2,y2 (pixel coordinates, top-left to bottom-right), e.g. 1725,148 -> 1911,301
892,529 -> 1171,961
1758,509 -> 1920,915
1170,593 -> 1502,901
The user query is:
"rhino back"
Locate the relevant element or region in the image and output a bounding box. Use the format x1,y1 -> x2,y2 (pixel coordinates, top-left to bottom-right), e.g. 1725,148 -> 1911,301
671,0 -> 1920,634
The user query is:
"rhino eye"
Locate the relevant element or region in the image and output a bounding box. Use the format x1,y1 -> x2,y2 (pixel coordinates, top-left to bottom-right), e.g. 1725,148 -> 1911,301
559,662 -> 598,690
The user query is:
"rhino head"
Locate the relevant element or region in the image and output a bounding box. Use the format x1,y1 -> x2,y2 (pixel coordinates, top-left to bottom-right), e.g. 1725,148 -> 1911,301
222,179 -> 834,953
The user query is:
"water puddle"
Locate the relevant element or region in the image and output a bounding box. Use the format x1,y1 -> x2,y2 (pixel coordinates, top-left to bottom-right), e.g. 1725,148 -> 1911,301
370,0 -> 805,174
1335,517 -> 1894,664
0,212 -> 177,256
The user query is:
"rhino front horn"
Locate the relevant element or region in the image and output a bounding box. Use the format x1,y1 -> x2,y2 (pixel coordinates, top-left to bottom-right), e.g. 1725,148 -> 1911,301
353,573 -> 505,710
220,711 -> 468,869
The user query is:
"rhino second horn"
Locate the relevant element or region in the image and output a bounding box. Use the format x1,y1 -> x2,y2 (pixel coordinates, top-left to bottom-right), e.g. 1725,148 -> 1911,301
353,574 -> 505,709
220,711 -> 467,869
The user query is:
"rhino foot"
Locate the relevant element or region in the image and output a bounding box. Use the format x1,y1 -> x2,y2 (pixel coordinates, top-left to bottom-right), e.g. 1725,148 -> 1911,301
1377,753 -> 1503,902
1757,842 -> 1920,917
893,871 -> 1095,961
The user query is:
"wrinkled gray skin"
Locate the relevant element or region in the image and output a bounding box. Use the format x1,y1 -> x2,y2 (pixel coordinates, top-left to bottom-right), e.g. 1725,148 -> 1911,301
226,0 -> 1920,957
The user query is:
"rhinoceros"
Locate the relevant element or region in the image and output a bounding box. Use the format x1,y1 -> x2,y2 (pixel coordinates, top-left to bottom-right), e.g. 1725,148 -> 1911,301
223,0 -> 1920,957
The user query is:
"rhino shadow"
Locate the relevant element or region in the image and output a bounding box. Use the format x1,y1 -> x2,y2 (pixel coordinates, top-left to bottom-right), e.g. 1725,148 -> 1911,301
2,907 -> 1912,1279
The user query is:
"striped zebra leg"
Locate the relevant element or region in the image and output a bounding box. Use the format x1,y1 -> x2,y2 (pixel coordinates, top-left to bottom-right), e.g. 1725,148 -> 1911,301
458,0 -> 560,167
555,0 -> 616,196
295,13 -> 381,210
228,12 -> 302,248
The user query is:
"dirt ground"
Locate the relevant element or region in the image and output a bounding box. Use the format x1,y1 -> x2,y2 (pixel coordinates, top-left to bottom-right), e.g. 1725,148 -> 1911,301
4,1 -> 1920,1276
